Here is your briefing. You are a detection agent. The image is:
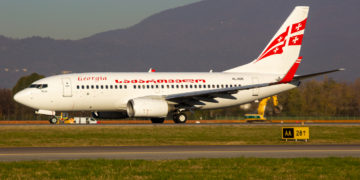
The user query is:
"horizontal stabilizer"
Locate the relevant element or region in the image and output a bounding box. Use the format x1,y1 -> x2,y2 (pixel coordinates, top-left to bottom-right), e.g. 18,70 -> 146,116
293,68 -> 345,81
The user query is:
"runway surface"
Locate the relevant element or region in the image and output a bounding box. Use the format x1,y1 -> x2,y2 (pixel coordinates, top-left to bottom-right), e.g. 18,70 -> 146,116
1,123 -> 360,127
1,145 -> 360,161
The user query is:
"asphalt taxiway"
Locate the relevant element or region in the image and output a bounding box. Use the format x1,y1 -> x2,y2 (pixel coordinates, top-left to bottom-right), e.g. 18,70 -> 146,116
1,145 -> 360,161
1,123 -> 360,127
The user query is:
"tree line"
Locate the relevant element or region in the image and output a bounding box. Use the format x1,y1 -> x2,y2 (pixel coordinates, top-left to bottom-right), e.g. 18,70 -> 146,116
0,73 -> 359,120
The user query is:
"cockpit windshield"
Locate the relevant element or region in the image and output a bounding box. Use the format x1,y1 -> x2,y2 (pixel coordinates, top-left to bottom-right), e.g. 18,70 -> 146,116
29,84 -> 48,89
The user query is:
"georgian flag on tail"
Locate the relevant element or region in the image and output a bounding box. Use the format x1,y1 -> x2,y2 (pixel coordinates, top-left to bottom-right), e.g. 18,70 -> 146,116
257,18 -> 308,62
225,6 -> 310,75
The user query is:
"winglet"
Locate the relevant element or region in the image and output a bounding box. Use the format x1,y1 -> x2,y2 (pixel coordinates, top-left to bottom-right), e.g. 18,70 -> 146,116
148,68 -> 156,73
278,56 -> 302,83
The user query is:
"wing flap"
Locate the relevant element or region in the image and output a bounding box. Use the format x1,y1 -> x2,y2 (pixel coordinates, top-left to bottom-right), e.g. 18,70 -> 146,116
166,82 -> 272,102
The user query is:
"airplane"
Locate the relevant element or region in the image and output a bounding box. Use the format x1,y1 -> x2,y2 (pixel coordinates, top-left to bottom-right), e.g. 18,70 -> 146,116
13,6 -> 343,124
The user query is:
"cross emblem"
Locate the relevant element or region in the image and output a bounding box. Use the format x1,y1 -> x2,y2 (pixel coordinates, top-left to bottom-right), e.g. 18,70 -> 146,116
273,47 -> 279,53
292,37 -> 299,44
296,23 -> 302,31
277,36 -> 283,42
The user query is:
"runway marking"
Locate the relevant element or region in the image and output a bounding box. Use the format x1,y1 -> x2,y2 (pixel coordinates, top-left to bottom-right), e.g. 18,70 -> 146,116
1,149 -> 360,156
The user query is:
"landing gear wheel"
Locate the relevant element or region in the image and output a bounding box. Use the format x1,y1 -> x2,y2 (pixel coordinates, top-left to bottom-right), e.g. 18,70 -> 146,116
173,113 -> 187,123
151,118 -> 165,124
49,116 -> 58,124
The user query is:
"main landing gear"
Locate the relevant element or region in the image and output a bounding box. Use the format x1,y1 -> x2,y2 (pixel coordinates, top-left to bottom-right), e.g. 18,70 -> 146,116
150,112 -> 188,124
173,112 -> 187,123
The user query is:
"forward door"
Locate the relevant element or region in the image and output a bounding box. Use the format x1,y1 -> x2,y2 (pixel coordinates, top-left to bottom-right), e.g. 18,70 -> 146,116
62,78 -> 72,97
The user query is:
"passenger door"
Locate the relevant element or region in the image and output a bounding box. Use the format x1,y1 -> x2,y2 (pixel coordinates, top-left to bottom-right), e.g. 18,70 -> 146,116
62,78 -> 72,97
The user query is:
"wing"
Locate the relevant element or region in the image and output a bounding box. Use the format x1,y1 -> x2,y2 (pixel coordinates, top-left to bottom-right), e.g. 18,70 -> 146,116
165,68 -> 345,107
293,68 -> 345,81
165,82 -> 276,106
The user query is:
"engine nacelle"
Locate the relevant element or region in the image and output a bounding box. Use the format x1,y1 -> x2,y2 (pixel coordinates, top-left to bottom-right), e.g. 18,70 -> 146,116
92,111 -> 128,119
127,98 -> 169,118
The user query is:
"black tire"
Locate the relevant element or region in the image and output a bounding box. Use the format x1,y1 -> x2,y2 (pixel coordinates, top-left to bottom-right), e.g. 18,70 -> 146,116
49,116 -> 58,124
151,118 -> 165,123
173,113 -> 187,123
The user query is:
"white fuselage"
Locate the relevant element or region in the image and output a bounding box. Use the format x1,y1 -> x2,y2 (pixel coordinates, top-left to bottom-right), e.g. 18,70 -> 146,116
14,72 -> 298,112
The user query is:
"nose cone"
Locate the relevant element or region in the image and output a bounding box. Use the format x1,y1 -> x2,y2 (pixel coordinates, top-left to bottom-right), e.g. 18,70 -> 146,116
13,90 -> 31,106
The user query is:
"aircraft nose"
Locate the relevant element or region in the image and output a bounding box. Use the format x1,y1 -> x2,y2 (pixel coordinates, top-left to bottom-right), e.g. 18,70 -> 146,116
13,90 -> 30,105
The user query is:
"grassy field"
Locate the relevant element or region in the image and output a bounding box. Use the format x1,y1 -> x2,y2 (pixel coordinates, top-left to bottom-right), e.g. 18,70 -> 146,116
0,157 -> 359,179
0,125 -> 360,147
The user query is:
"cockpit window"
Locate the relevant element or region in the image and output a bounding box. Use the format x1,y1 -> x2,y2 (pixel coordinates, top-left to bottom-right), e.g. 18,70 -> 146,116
29,84 -> 48,89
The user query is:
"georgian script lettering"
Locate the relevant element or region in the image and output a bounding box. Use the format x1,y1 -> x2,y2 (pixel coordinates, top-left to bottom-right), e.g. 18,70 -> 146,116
78,76 -> 107,81
115,79 -> 206,84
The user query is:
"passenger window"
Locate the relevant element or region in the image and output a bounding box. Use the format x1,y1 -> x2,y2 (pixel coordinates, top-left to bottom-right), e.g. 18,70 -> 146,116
119,85 -> 122,89
81,85 -> 85,89
194,85 -> 197,88
171,85 -> 174,89
190,85 -> 193,88
176,85 -> 179,88
138,85 -> 141,89
114,85 -> 117,89
100,85 -> 104,89
77,85 -> 80,89
124,85 -> 127,89
151,85 -> 154,89
161,85 -> 164,89
226,85 -> 228,88
156,85 -> 159,89
105,85 -> 108,89
110,85 -> 113,89
185,85 -> 188,88
216,85 -> 219,88
203,85 -> 206,88
167,85 -> 170,88
181,85 -> 184,88
199,85 -> 201,89
96,85 -> 99,89
91,85 -> 94,89
133,85 -> 136,89
147,85 -> 149,89
230,85 -> 233,88
142,85 -> 145,89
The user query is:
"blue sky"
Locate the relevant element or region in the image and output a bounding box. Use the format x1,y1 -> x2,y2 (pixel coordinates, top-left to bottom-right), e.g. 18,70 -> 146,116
0,0 -> 201,40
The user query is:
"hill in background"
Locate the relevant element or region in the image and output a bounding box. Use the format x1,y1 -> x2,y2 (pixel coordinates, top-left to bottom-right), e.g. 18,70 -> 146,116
0,0 -> 359,88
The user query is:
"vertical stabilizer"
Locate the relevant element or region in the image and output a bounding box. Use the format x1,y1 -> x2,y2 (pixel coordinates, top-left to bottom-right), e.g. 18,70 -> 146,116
225,6 -> 309,75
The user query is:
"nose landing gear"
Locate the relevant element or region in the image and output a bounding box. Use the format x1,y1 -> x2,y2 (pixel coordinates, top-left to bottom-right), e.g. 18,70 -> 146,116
49,116 -> 58,124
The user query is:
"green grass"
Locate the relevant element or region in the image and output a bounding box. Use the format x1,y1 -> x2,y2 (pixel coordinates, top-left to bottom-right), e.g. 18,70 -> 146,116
207,116 -> 360,120
0,125 -> 360,147
0,157 -> 359,179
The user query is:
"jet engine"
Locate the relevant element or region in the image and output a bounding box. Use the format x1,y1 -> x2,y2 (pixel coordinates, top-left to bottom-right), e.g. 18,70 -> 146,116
127,98 -> 170,118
